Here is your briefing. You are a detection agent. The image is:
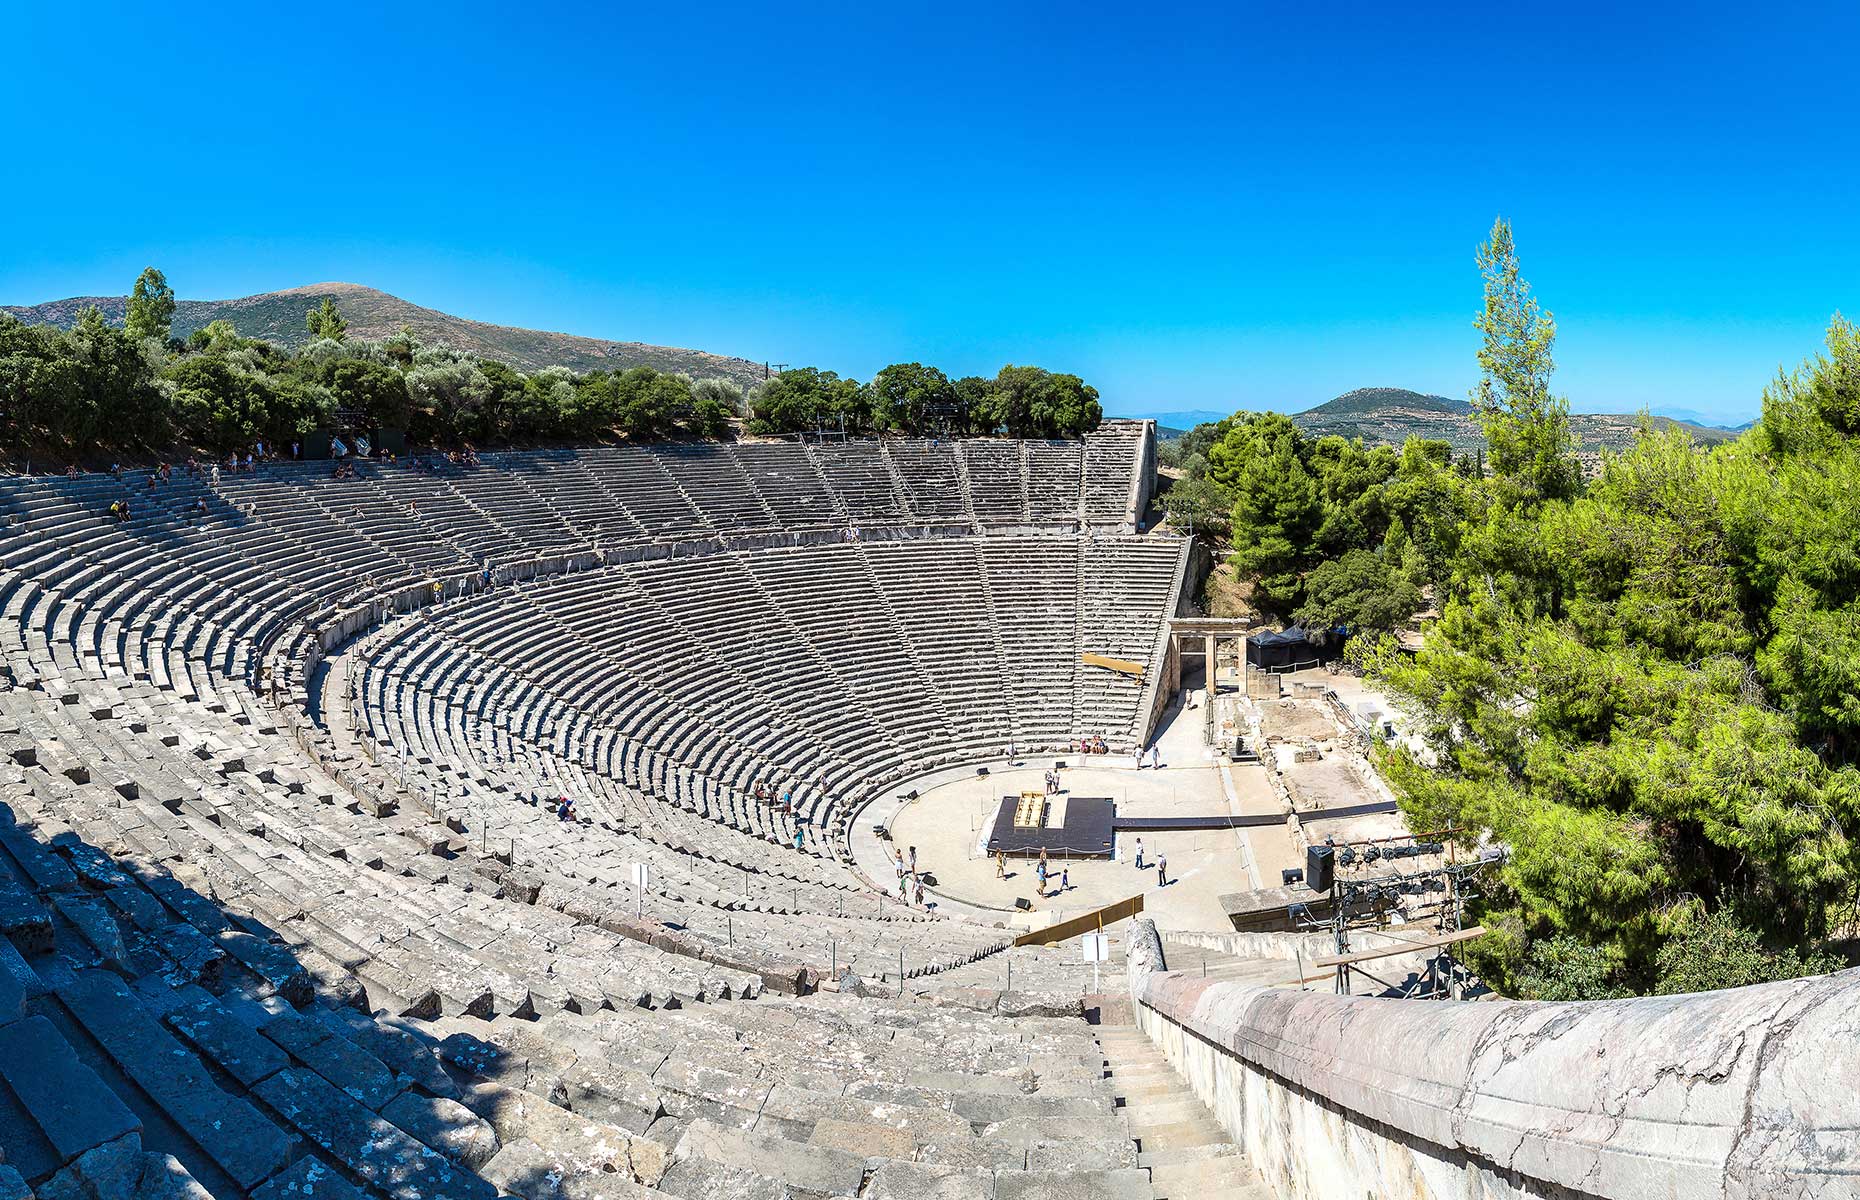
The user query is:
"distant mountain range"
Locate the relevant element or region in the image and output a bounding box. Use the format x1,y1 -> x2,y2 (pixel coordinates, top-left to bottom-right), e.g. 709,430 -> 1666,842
1149,386 -> 1742,457
1,283 -> 772,391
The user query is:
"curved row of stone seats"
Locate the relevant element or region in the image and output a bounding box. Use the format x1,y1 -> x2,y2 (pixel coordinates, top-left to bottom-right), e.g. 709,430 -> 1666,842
2,794 -> 768,1200
426,988 -> 1152,1197
0,428 -> 1152,758
0,483 -> 1056,989
305,605 -> 1011,989
332,537 -> 1182,980
346,660 -> 1016,982
4,782 -> 1185,1200
0,674 -> 764,1018
1082,420 -> 1148,525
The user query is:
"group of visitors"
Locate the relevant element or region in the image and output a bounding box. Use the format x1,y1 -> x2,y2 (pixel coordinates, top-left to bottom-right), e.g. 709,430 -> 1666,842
751,780 -> 817,851
556,794 -> 576,822
1034,848 -> 1069,897
1128,836 -> 1168,886
890,844 -> 927,907
1042,769 -> 1063,795
1134,744 -> 1163,769
1077,733 -> 1108,754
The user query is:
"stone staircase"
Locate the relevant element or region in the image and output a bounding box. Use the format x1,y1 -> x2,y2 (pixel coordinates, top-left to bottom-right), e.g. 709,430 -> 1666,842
1096,1024 -> 1270,1199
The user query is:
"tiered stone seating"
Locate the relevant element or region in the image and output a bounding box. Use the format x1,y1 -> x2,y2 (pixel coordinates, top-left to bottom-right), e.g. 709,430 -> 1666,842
351,534 -> 1185,866
2,797 -> 1222,1199
1082,419 -> 1150,526
0,423 -> 1244,1199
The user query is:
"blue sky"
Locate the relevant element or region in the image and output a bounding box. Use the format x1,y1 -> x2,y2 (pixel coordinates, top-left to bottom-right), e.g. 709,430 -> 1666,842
4,3 -> 1856,425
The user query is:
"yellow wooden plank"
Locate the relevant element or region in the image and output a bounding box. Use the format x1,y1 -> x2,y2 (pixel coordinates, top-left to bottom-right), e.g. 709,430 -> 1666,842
1082,652 -> 1144,677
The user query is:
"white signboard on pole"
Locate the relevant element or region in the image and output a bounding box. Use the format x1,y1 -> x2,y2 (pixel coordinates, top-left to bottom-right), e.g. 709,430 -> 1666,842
632,862 -> 650,918
1081,931 -> 1110,991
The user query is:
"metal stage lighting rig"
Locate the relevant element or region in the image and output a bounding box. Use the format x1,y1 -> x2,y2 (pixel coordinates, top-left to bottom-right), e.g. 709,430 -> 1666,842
1290,827 -> 1505,999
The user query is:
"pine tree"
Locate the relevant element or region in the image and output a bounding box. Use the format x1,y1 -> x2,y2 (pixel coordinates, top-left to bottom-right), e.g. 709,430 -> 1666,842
1471,219 -> 1578,504
124,267 -> 175,342
305,297 -> 348,342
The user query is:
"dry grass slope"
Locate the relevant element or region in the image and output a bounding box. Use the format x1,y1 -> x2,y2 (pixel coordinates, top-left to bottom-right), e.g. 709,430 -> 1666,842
2,282 -> 771,390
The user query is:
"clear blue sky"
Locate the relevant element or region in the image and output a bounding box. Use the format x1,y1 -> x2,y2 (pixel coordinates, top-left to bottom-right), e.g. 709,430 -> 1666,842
5,2 -> 1856,424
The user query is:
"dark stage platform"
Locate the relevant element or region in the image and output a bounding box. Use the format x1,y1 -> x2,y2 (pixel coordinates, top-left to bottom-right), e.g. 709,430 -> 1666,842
986,794 -> 1116,857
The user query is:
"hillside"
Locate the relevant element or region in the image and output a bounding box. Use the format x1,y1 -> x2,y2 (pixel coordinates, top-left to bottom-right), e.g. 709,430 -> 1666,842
2,282 -> 771,390
1290,386 -> 1735,458
1299,386 -> 1469,419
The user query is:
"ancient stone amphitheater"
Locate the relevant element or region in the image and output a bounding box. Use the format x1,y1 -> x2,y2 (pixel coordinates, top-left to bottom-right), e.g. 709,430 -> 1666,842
0,420 -> 1846,1200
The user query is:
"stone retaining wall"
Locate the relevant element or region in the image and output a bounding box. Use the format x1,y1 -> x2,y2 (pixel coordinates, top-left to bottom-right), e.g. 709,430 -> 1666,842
1124,919 -> 1855,1200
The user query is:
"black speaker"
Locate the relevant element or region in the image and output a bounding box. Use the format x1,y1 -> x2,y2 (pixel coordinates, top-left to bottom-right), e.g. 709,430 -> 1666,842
976,767 -> 989,777
1305,844 -> 1335,893
1053,760 -> 1066,770
1014,897 -> 1032,910
1281,867 -> 1304,886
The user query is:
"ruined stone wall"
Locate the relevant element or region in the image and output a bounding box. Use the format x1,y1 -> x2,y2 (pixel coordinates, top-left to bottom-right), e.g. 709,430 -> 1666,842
1124,919 -> 1855,1200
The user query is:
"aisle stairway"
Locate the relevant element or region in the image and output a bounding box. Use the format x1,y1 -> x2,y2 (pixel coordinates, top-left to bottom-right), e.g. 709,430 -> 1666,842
1096,1025 -> 1269,1199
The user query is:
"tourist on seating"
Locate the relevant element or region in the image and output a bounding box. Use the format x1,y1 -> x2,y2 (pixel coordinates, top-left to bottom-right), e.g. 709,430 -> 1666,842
194,497 -> 208,520
1132,837 -> 1145,870
794,824 -> 805,851
1156,852 -> 1168,887
291,440 -> 300,460
557,795 -> 574,822
66,463 -> 79,478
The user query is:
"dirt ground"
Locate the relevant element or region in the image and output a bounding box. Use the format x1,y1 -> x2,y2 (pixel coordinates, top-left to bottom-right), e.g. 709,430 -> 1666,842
1259,699 -> 1338,742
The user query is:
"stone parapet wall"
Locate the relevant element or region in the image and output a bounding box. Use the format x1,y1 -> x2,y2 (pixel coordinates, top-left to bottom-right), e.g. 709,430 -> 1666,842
1124,918 -> 1855,1200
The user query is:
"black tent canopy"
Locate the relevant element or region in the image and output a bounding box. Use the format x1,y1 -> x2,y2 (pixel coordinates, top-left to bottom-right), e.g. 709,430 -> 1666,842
1245,625 -> 1333,670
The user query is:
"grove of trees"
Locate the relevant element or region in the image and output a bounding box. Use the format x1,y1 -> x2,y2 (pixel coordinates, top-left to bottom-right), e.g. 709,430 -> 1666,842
0,269 -> 1102,459
1165,218 -> 1860,997
748,361 -> 1101,438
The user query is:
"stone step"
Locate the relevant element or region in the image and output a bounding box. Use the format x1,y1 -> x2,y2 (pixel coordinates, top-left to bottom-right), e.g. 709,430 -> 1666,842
993,1168 -> 1154,1200
673,1118 -> 866,1196
254,1067 -> 498,1200
1127,1115 -> 1231,1150
1117,1095 -> 1209,1125
55,970 -> 297,1191
1149,1154 -> 1273,1198
1137,1140 -> 1246,1169
0,1013 -> 141,1181
251,1155 -> 369,1200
